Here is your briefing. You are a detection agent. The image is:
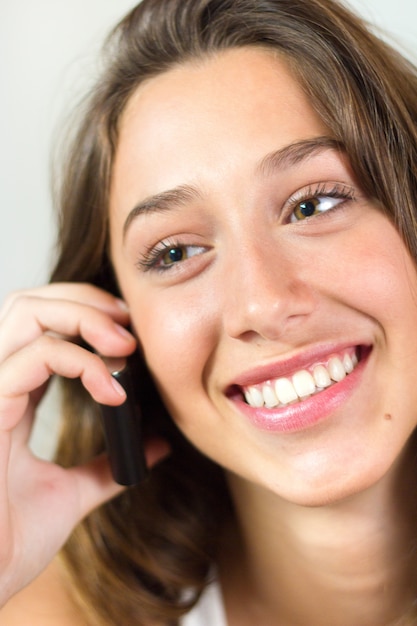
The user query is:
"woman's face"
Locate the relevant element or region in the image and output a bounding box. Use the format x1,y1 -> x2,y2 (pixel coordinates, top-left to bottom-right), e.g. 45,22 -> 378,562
109,47 -> 417,506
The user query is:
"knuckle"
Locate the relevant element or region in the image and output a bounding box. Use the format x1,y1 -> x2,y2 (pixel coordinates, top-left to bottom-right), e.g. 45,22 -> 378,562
1,292 -> 35,318
31,334 -> 58,354
0,290 -> 24,318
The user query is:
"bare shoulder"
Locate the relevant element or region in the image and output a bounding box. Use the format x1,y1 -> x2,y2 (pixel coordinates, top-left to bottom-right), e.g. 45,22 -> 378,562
0,557 -> 89,626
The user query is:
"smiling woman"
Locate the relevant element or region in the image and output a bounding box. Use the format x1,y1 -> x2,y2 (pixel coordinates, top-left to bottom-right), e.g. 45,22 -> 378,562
2,1 -> 417,625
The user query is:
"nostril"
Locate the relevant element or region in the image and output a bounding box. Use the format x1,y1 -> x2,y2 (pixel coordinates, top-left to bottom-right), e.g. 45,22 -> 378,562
222,277 -> 317,343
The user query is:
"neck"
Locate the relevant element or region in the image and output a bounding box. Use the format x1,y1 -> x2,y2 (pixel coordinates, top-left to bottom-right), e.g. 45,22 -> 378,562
220,447 -> 417,626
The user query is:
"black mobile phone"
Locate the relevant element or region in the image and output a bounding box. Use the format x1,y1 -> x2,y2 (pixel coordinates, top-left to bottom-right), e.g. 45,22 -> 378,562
99,354 -> 148,486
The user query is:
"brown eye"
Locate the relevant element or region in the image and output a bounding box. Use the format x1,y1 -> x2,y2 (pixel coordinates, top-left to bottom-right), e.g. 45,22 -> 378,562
290,194 -> 347,223
293,198 -> 320,221
138,242 -> 209,273
161,246 -> 186,266
155,244 -> 208,269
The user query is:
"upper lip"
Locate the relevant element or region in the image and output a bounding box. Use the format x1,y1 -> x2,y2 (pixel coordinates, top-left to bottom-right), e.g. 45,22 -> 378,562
226,342 -> 367,390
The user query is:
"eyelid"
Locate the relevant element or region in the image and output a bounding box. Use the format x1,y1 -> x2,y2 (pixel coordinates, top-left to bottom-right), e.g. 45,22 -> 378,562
284,181 -> 356,222
136,238 -> 210,273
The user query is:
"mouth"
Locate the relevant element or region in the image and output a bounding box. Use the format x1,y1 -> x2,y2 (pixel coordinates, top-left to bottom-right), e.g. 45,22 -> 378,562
241,347 -> 360,410
226,345 -> 369,432
228,346 -> 370,409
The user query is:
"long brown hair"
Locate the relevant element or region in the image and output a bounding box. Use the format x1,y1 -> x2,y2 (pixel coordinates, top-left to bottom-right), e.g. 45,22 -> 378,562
51,0 -> 417,623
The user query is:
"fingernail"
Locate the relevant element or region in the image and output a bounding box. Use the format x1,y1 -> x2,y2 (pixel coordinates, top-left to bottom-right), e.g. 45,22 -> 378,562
111,377 -> 126,397
115,324 -> 134,340
115,298 -> 129,312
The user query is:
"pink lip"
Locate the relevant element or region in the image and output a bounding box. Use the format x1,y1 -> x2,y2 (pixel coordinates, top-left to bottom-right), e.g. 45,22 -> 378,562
228,345 -> 370,433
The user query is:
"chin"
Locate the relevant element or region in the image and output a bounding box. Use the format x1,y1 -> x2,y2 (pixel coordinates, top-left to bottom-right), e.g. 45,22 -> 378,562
260,451 -> 401,509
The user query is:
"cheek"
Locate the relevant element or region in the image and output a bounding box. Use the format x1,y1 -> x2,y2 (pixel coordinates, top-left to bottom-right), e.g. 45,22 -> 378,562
308,222 -> 417,318
352,245 -> 417,322
130,289 -> 217,402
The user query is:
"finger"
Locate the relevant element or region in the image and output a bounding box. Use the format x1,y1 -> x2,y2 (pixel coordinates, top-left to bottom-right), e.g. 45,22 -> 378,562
72,438 -> 172,519
11,378 -> 54,449
0,283 -> 129,324
0,336 -> 127,432
0,295 -> 136,362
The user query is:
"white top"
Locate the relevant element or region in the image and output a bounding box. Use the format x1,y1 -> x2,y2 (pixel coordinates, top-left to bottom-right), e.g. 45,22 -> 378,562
180,578 -> 227,626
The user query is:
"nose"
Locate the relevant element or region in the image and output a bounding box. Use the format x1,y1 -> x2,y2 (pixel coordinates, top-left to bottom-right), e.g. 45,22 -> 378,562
222,240 -> 317,342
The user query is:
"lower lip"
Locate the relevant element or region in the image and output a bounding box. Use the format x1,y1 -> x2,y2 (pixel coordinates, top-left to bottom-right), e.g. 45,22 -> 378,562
231,350 -> 369,433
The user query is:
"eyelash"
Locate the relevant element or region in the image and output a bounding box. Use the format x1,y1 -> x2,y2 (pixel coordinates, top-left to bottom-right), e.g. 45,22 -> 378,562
286,182 -> 355,223
137,239 -> 207,272
137,182 -> 356,272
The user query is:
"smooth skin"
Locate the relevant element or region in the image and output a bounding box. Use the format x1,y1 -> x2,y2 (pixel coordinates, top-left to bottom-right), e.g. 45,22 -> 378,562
2,47 -> 417,624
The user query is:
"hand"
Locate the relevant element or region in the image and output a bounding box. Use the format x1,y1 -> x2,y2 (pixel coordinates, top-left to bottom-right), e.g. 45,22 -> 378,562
0,283 -> 168,606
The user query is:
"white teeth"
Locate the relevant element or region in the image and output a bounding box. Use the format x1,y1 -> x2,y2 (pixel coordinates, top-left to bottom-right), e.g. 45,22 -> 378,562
251,387 -> 264,408
312,364 -> 331,388
244,386 -> 264,407
343,353 -> 354,374
292,370 -> 316,398
328,357 -> 346,382
275,378 -> 298,405
243,350 -> 359,409
262,384 -> 279,408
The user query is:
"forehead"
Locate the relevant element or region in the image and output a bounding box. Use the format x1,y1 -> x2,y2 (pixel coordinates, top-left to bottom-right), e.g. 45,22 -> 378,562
111,47 -> 329,212
119,45 -> 324,139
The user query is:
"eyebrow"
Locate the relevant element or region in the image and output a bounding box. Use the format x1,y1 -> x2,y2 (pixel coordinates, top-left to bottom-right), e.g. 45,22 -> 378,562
257,136 -> 344,175
123,184 -> 202,240
122,135 -> 344,240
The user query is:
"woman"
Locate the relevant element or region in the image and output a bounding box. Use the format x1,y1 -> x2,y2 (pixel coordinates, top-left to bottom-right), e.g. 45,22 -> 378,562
1,0 -> 417,623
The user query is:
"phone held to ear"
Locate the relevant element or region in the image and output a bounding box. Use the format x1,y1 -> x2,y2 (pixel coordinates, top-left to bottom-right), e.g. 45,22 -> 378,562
99,354 -> 148,486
